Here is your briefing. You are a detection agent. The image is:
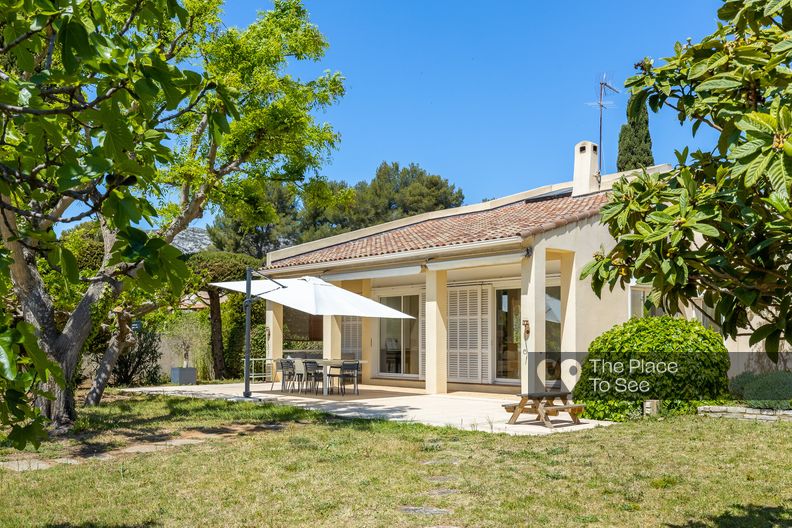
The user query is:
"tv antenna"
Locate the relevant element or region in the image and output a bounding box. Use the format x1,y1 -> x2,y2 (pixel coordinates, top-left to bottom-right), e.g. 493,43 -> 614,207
585,74 -> 620,178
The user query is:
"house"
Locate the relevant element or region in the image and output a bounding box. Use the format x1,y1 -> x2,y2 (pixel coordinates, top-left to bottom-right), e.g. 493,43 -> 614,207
261,141 -> 747,394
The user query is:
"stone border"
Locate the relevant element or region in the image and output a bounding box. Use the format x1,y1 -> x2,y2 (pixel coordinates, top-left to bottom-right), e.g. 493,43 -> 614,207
698,405 -> 792,422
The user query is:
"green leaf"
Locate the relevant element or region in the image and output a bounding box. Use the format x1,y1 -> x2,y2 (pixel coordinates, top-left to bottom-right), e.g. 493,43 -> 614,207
0,334 -> 18,380
745,152 -> 774,187
781,107 -> 792,131
771,39 -> 792,53
764,0 -> 790,16
749,323 -> 779,347
60,247 -> 79,283
58,20 -> 92,74
736,112 -> 777,136
767,157 -> 792,197
729,140 -> 766,159
697,78 -> 742,91
687,61 -> 709,80
690,223 -> 720,237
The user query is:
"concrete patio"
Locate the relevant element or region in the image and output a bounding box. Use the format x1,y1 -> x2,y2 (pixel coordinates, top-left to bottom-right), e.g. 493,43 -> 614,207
125,382 -> 610,436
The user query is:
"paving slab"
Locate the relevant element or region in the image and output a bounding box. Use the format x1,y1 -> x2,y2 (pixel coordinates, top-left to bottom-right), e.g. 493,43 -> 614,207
0,459 -> 52,472
426,488 -> 459,496
399,506 -> 453,515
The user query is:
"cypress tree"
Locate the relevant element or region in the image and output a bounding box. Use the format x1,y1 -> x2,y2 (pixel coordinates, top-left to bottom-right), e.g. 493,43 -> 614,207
617,94 -> 655,172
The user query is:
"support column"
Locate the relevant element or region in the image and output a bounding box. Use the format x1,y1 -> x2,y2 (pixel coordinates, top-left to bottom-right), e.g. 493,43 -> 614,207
425,270 -> 448,394
521,244 -> 546,393
323,315 -> 342,360
266,301 -> 283,380
559,252 -> 578,391
360,279 -> 374,383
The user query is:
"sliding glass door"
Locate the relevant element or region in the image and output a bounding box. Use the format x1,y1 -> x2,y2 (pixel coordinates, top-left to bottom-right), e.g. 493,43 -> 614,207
379,295 -> 420,376
495,289 -> 521,380
496,285 -> 564,384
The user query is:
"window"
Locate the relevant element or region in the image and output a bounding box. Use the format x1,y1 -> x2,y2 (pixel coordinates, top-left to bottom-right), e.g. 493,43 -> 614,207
629,286 -> 664,318
693,300 -> 721,332
545,286 -> 562,383
379,295 -> 420,376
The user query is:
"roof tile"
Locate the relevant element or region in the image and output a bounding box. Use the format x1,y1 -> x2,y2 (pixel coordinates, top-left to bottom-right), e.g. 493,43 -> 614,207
269,192 -> 609,270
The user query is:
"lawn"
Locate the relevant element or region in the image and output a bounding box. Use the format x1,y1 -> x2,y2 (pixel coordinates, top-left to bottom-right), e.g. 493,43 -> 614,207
1,392 -> 791,528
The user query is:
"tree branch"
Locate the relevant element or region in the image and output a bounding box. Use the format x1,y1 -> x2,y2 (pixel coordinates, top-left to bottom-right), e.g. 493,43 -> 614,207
0,85 -> 125,116
0,16 -> 55,55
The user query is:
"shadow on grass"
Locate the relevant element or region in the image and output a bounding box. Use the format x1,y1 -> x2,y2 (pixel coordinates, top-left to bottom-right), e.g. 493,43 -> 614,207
667,504 -> 792,527
45,523 -> 159,528
68,394 -> 417,442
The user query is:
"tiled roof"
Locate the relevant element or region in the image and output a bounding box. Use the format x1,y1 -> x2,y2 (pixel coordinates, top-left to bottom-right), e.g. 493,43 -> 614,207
268,191 -> 609,270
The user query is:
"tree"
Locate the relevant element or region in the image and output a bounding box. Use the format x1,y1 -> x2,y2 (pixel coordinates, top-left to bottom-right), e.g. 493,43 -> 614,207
186,250 -> 261,379
298,162 -> 464,243
0,0 -> 343,429
351,162 -> 464,228
297,179 -> 355,242
207,181 -> 300,259
616,93 -> 655,171
582,0 -> 792,360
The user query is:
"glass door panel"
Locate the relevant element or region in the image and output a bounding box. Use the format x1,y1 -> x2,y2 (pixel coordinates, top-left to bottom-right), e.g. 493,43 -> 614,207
379,294 -> 420,376
545,285 -> 562,383
403,295 -> 420,375
379,296 -> 402,374
495,289 -> 520,380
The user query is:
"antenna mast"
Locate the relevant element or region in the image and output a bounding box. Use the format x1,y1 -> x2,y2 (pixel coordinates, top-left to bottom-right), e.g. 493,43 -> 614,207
596,76 -> 619,177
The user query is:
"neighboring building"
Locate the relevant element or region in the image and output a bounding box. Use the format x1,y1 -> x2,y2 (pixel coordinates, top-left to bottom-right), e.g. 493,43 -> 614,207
262,142 -> 746,394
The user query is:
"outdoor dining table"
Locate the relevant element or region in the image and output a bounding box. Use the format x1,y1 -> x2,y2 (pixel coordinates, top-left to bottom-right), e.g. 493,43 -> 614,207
503,391 -> 585,428
271,358 -> 368,396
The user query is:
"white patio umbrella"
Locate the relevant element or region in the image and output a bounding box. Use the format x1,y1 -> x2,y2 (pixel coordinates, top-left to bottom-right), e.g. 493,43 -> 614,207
210,271 -> 412,398
210,276 -> 413,319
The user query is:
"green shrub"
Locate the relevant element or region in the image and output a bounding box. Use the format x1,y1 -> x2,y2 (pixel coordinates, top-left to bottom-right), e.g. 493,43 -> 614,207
221,294 -> 266,377
729,371 -> 758,399
251,324 -> 268,358
574,316 -> 730,420
577,400 -> 643,422
744,371 -> 792,410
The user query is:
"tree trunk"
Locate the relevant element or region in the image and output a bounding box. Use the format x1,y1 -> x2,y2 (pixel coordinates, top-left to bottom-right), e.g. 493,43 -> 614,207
208,288 -> 225,379
84,313 -> 135,407
35,372 -> 76,433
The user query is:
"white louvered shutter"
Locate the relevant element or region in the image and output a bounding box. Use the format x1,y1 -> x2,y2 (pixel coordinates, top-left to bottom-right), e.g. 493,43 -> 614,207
341,316 -> 362,360
447,286 -> 485,383
448,289 -> 460,380
480,287 -> 491,383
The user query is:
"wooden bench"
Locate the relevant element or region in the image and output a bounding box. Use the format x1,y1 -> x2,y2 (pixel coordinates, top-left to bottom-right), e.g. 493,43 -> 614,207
504,394 -> 585,428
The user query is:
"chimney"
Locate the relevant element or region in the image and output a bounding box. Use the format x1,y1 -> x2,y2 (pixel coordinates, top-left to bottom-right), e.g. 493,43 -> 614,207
572,140 -> 599,197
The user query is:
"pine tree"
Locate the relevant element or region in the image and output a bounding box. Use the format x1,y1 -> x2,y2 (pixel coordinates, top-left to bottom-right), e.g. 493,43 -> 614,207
617,94 -> 655,172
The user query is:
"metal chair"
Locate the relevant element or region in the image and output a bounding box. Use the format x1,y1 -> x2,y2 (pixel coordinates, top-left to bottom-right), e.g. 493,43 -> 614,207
303,360 -> 323,395
327,361 -> 360,396
293,359 -> 307,393
278,358 -> 295,392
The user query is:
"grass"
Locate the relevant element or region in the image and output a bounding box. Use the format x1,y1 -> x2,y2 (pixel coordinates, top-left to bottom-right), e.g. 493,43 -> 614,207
1,392 -> 791,527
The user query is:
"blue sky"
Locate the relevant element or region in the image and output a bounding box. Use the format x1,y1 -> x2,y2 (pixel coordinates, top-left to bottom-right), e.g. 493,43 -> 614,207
217,0 -> 722,208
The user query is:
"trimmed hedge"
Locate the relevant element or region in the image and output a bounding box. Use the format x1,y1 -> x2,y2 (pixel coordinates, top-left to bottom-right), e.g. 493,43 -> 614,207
743,371 -> 792,410
574,317 -> 730,415
729,371 -> 757,399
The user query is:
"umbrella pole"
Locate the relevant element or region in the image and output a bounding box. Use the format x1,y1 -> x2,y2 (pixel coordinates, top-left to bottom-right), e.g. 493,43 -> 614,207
243,267 -> 252,398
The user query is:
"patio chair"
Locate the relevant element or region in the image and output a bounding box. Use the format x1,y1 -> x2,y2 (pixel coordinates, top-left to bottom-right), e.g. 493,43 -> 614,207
278,358 -> 296,392
327,360 -> 360,396
303,360 -> 323,395
293,359 -> 307,393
